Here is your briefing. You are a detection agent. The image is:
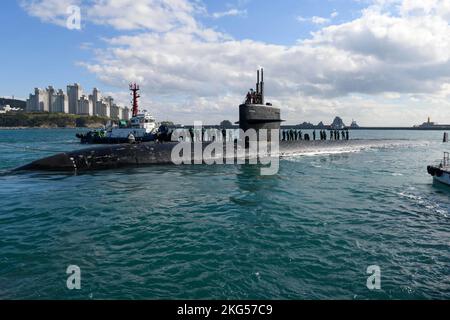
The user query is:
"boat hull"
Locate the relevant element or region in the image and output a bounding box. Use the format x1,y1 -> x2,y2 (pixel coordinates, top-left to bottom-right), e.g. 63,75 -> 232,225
427,165 -> 450,186
433,172 -> 450,186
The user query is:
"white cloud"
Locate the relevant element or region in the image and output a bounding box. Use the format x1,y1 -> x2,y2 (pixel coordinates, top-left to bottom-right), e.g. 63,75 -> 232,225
20,0 -> 81,27
297,15 -> 331,25
297,10 -> 339,25
211,9 -> 247,19
311,16 -> 331,25
20,0 -> 204,32
18,0 -> 450,125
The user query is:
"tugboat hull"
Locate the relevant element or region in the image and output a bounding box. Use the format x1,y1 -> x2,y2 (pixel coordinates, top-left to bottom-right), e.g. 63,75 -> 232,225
427,165 -> 450,186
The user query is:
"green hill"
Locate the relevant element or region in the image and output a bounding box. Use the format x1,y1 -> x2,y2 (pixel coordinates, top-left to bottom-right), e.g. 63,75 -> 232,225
0,98 -> 26,109
0,112 -> 110,128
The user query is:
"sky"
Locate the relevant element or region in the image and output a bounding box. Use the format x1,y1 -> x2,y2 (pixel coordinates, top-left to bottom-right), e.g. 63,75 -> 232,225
1,0 -> 450,126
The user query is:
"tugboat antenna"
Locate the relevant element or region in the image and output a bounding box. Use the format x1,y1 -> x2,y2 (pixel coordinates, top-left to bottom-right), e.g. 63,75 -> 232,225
130,83 -> 140,117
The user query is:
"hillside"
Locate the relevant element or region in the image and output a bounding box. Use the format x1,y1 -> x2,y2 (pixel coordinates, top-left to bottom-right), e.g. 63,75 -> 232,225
0,98 -> 26,109
0,112 -> 110,128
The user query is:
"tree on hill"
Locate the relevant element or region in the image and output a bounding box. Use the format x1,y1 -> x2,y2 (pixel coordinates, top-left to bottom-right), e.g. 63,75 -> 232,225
220,120 -> 233,128
160,121 -> 175,127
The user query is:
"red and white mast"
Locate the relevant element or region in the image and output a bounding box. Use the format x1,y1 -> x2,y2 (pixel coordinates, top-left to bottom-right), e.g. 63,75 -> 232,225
129,83 -> 140,117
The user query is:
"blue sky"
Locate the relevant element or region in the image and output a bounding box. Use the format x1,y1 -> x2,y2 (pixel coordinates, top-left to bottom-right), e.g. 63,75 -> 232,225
2,0 -> 450,125
1,0 -> 364,97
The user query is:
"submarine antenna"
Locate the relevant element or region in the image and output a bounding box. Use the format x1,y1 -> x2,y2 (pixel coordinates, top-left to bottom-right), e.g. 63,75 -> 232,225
129,83 -> 140,117
260,68 -> 264,105
256,69 -> 260,95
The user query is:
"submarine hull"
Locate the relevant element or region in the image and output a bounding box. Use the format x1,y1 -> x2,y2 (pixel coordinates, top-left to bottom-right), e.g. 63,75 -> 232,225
15,142 -> 177,172
15,139 -> 401,172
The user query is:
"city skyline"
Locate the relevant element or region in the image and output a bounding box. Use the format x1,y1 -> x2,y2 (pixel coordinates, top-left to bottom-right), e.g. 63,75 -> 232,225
24,83 -> 131,120
1,1 -> 450,125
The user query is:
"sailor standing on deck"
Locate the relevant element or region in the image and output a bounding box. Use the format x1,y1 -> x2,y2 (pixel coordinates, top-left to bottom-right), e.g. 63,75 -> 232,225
128,133 -> 136,144
246,91 -> 252,104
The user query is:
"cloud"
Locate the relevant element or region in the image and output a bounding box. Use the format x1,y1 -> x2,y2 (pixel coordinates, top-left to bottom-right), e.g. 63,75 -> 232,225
20,0 -> 204,32
19,0 -> 81,27
311,16 -> 331,25
297,10 -> 340,25
297,15 -> 331,25
18,0 -> 450,125
211,9 -> 247,19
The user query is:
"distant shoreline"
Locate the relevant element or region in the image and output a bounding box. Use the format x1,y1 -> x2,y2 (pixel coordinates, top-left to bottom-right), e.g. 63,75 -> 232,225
0,127 -> 89,130
347,127 -> 450,131
1,125 -> 449,131
0,112 -> 109,129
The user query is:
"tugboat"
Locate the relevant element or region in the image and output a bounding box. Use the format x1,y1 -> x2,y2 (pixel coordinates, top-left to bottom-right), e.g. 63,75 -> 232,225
76,83 -> 159,144
427,152 -> 450,186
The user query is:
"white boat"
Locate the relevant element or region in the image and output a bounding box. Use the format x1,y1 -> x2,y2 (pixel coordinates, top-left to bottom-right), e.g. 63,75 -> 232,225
77,83 -> 161,144
105,112 -> 159,139
427,152 -> 450,186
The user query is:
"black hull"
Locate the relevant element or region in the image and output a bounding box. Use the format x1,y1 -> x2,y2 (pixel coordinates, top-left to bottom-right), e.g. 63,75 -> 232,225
76,133 -> 156,144
15,139 -> 399,173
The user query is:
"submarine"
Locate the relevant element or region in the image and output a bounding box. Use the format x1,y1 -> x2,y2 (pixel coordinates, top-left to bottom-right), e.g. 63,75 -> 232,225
15,69 -> 401,172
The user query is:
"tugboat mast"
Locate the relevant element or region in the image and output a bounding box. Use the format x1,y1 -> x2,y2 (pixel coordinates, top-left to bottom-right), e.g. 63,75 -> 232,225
130,83 -> 140,117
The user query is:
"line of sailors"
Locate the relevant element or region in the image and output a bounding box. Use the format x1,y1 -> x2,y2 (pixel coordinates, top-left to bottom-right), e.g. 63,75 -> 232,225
245,89 -> 263,105
151,127 -> 351,143
281,129 -> 350,141
188,128 -> 236,143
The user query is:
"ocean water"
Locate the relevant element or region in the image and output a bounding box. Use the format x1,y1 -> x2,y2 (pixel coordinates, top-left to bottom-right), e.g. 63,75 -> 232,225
0,128 -> 449,300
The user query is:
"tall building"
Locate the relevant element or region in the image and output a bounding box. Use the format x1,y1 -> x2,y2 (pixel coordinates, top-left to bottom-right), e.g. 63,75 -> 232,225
110,104 -> 122,119
122,107 -> 131,120
96,99 -> 110,117
25,94 -> 35,112
52,89 -> 69,113
105,96 -> 113,117
77,95 -> 93,115
25,84 -> 126,118
90,88 -> 101,116
47,86 -> 56,112
26,88 -> 49,112
67,83 -> 83,114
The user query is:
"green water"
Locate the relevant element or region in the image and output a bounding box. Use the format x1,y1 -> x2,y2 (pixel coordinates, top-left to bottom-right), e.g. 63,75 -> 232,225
0,129 -> 449,299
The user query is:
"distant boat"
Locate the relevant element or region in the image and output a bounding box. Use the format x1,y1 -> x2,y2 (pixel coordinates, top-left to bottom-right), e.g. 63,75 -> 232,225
415,117 -> 450,130
75,83 -> 160,144
427,152 -> 450,186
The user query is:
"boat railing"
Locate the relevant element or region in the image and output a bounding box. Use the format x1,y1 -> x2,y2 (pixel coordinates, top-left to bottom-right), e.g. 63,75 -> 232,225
444,152 -> 449,167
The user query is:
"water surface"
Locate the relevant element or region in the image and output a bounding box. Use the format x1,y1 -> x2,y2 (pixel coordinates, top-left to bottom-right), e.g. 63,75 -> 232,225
0,129 -> 449,299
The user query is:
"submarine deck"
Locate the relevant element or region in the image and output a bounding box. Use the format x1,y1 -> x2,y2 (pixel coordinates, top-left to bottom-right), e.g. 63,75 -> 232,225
14,139 -> 407,172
